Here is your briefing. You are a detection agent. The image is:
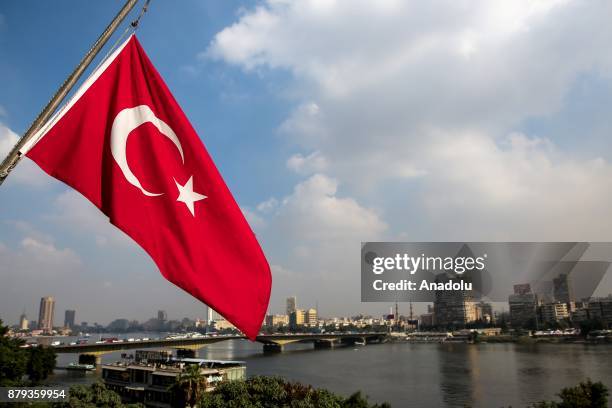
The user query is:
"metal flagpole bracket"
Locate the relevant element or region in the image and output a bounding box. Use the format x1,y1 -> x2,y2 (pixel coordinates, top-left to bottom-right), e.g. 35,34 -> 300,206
0,0 -> 145,186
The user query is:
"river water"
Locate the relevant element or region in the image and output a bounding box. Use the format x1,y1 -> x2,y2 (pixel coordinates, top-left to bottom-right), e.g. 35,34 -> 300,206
46,335 -> 612,407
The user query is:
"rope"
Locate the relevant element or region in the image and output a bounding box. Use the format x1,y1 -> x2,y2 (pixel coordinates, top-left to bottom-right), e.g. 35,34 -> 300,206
93,0 -> 152,73
130,0 -> 151,29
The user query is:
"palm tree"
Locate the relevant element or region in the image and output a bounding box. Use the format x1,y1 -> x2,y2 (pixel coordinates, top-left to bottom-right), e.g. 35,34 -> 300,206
169,363 -> 207,407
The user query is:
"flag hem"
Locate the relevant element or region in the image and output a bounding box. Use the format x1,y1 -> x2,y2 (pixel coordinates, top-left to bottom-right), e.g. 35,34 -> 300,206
19,34 -> 136,155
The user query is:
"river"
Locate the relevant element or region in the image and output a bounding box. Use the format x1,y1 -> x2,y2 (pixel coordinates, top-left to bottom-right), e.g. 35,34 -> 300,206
44,334 -> 612,407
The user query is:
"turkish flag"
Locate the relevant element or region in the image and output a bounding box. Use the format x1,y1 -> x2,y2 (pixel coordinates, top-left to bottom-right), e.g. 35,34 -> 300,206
22,35 -> 271,339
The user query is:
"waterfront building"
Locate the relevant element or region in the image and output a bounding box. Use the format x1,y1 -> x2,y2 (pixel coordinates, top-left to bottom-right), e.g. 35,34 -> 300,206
539,302 -> 569,324
64,309 -> 75,329
419,313 -> 434,327
38,296 -> 55,332
157,310 -> 167,322
509,293 -> 538,328
19,313 -> 30,330
433,274 -> 476,328
571,306 -> 589,323
213,318 -> 235,331
19,312 -> 28,330
289,309 -> 305,328
553,273 -> 574,304
102,356 -> 245,408
286,296 -> 297,316
475,302 -> 493,323
108,318 -> 130,331
513,283 -> 532,295
265,314 -> 289,328
509,284 -> 538,329
305,308 -> 318,326
588,295 -> 612,328
207,306 -> 213,326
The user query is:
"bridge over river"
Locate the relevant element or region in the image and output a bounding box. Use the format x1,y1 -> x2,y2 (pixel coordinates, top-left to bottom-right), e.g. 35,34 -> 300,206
51,332 -> 388,365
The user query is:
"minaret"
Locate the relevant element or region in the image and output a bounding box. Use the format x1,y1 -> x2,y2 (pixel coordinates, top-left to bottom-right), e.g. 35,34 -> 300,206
394,302 -> 400,330
409,300 -> 413,321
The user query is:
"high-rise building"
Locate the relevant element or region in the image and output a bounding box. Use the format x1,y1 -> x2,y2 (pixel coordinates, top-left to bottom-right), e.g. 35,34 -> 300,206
265,314 -> 289,328
433,274 -> 476,328
513,283 -> 532,295
509,284 -> 538,329
289,309 -> 305,328
157,310 -> 167,321
305,308 -> 318,325
207,306 -> 213,326
64,309 -> 76,329
539,302 -> 569,324
588,295 -> 612,328
38,296 -> 55,332
553,273 -> 574,304
19,311 -> 28,331
475,302 -> 494,323
286,296 -> 297,316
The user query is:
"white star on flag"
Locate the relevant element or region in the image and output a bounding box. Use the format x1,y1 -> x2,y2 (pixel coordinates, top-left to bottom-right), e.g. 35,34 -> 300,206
175,176 -> 207,216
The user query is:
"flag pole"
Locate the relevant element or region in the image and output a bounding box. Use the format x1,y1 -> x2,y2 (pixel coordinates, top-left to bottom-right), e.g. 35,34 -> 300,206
0,0 -> 141,186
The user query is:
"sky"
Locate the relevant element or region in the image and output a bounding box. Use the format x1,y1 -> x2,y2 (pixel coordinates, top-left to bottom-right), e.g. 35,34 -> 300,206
1,0 -> 612,327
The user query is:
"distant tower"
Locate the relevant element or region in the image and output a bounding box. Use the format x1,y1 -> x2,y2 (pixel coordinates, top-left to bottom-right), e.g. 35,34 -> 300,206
157,310 -> 167,321
553,273 -> 574,304
207,306 -> 213,325
286,296 -> 297,316
38,296 -> 55,332
19,309 -> 28,331
64,310 -> 76,329
409,300 -> 414,321
395,301 -> 400,330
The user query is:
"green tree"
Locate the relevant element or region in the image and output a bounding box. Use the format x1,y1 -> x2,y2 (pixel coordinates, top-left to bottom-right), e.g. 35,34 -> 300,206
170,363 -> 207,408
0,319 -> 28,386
198,376 -> 390,408
532,379 -> 609,408
55,382 -> 143,408
27,346 -> 57,384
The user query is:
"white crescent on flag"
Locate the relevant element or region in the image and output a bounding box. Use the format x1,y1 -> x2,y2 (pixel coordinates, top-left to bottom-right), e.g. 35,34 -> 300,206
110,104 -> 184,197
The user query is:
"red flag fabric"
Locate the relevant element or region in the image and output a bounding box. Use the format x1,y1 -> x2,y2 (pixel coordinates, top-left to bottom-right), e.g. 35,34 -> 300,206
22,35 -> 271,340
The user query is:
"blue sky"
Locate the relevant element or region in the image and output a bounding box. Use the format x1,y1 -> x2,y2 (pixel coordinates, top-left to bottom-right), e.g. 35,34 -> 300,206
2,0 -> 612,326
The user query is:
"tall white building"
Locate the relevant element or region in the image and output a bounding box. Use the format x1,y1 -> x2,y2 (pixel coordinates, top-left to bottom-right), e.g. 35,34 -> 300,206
19,312 -> 29,330
207,306 -> 214,325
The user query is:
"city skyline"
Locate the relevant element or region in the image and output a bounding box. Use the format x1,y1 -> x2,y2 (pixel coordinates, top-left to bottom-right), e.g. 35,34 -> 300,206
3,1 -> 612,325
9,276 -> 612,331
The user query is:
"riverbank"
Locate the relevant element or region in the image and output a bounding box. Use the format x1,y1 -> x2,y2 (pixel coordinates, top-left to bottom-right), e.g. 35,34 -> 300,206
48,339 -> 612,407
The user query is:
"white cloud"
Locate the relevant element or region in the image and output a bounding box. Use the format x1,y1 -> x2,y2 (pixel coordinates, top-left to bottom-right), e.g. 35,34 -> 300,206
207,0 -> 612,312
0,236 -> 81,280
252,174 -> 387,313
0,122 -> 18,156
271,174 -> 387,243
0,122 -> 51,187
256,197 -> 278,213
209,0 -> 612,240
46,190 -> 131,247
286,151 -> 328,175
241,206 -> 266,229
